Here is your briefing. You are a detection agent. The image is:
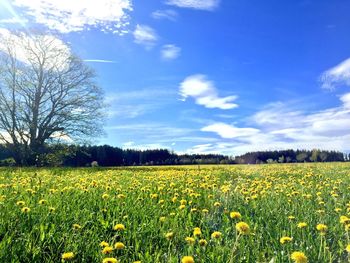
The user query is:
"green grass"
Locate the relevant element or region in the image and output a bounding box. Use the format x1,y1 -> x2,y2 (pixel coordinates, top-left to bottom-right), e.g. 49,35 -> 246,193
0,163 -> 350,262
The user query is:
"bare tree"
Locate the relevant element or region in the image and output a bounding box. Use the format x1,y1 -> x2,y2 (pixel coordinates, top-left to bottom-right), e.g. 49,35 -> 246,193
0,31 -> 104,165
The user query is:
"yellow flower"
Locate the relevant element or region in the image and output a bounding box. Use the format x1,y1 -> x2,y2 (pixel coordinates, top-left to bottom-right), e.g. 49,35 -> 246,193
16,201 -> 25,206
340,216 -> 350,224
160,216 -> 166,222
316,224 -> 327,234
297,222 -> 307,228
193,227 -> 202,236
214,202 -> 221,207
346,244 -> 350,253
102,246 -> 114,254
280,236 -> 293,244
235,222 -> 250,235
114,242 -> 125,250
291,251 -> 307,263
165,232 -> 174,240
38,199 -> 47,205
72,224 -> 82,230
49,207 -> 55,212
181,256 -> 194,263
113,224 -> 125,231
185,237 -> 195,245
230,211 -> 241,219
102,193 -> 109,199
62,252 -> 75,260
198,239 -> 207,246
100,241 -> 109,247
179,204 -> 186,210
202,209 -> 209,213
211,231 -> 222,239
117,194 -> 125,199
288,216 -> 295,220
102,258 -> 118,263
133,261 -> 141,263
21,207 -> 30,213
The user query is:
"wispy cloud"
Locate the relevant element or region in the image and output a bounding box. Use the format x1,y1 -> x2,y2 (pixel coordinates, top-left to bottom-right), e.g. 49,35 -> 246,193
0,17 -> 28,24
133,24 -> 158,49
83,59 -> 117,63
165,0 -> 220,11
161,44 -> 181,60
151,9 -> 178,21
107,123 -> 193,142
201,123 -> 260,139
9,0 -> 132,34
179,74 -> 238,110
320,58 -> 350,90
106,88 -> 176,119
197,93 -> 350,155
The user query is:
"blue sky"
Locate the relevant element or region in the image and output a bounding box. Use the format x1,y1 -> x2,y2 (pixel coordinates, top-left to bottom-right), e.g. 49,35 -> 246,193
1,0 -> 350,155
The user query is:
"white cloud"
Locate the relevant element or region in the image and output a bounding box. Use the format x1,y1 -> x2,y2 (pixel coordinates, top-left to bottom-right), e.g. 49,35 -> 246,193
151,9 -> 178,21
161,44 -> 181,60
340,93 -> 350,108
10,0 -> 132,34
196,92 -> 350,155
179,74 -> 238,110
0,17 -> 28,24
320,58 -> 350,90
133,24 -> 158,49
166,0 -> 219,10
83,59 -> 116,63
201,123 -> 260,139
0,28 -> 70,70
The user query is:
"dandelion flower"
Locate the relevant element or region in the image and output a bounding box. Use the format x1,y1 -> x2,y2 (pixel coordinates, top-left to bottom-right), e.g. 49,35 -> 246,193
102,246 -> 113,254
16,201 -> 25,206
165,232 -> 174,240
291,251 -> 307,263
340,216 -> 350,224
38,199 -> 47,205
113,224 -> 125,231
211,231 -> 222,239
198,239 -> 207,246
316,224 -> 327,234
62,252 -> 75,260
297,222 -> 307,228
230,212 -> 241,219
185,237 -> 195,245
103,258 -> 118,263
21,207 -> 30,213
235,222 -> 250,235
100,241 -> 109,247
114,242 -> 125,250
181,256 -> 194,263
72,224 -> 82,230
346,244 -> 350,253
193,227 -> 202,237
280,236 -> 293,244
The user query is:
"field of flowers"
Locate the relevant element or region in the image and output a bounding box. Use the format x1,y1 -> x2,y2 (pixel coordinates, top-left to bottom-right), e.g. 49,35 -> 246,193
1,163 -> 350,262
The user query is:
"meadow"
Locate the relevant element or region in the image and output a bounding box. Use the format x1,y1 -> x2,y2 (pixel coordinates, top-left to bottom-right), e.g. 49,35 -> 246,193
0,163 -> 350,263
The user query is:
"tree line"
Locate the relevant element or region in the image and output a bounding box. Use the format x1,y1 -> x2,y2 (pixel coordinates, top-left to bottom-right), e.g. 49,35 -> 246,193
0,144 -> 347,167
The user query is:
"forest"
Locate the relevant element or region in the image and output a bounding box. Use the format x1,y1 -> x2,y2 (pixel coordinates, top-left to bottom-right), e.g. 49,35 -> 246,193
0,144 -> 346,167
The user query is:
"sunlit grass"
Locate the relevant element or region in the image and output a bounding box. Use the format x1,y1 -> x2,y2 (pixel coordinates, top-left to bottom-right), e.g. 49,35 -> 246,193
0,163 -> 350,262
